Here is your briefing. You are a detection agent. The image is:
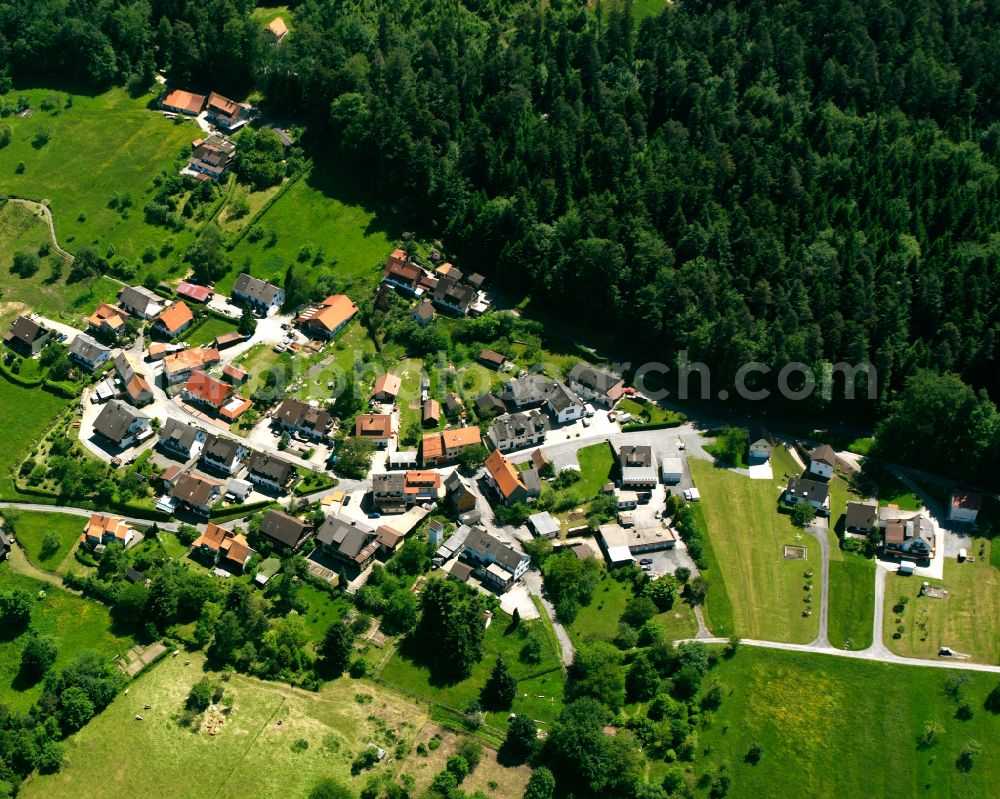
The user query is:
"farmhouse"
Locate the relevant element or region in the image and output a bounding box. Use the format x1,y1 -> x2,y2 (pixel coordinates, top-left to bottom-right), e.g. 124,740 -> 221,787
187,134 -> 236,181
81,514 -> 135,548
201,435 -> 249,475
808,444 -> 836,480
354,414 -> 394,448
274,397 -> 334,441
158,418 -> 209,461
171,473 -> 222,517
152,301 -> 195,338
232,273 -> 285,314
487,410 -> 550,452
483,449 -> 540,505
462,527 -> 530,591
86,303 -> 130,338
783,477 -> 830,512
68,334 -> 110,371
118,285 -> 165,320
205,91 -> 249,131
371,373 -> 402,402
947,489 -> 982,524
160,89 -> 206,116
567,362 -> 625,407
421,426 -> 482,467
246,452 -> 297,493
93,400 -> 151,448
296,294 -> 358,339
845,499 -> 879,534
4,316 -> 50,356
618,445 -> 657,488
259,509 -> 312,551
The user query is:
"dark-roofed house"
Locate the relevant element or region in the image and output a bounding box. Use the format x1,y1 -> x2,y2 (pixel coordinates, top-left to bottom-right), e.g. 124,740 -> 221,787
422,399 -> 441,427
882,513 -> 935,559
274,397 -> 333,441
68,334 -> 110,371
93,400 -> 150,448
0,528 -> 11,562
475,392 -> 505,419
118,285 -> 164,320
545,381 -> 585,424
232,273 -> 284,314
373,473 -> 407,513
567,362 -> 625,407
188,134 -> 236,181
444,392 -> 465,419
158,418 -> 209,461
808,444 -> 836,480
259,509 -> 311,551
316,514 -> 378,570
478,350 -> 506,370
618,445 -> 657,488
845,499 -> 879,534
410,299 -> 435,326
432,276 -> 476,315
171,473 -> 222,516
501,374 -> 548,409
383,250 -> 422,293
4,316 -> 51,356
783,477 -> 830,513
487,410 -> 550,453
201,436 -> 249,475
247,452 -> 297,493
445,471 -> 477,514
462,527 -> 530,591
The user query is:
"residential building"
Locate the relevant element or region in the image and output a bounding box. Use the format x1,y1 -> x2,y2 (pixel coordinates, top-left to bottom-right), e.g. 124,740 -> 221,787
86,303 -> 130,339
948,489 -> 982,524
444,392 -> 465,419
191,523 -> 256,572
783,477 -> 830,512
187,134 -> 236,181
170,473 -> 222,516
808,444 -> 836,480
274,397 -> 333,440
259,509 -> 312,551
92,400 -> 150,448
316,514 -> 378,569
371,373 -> 401,402
355,414 -> 394,448
114,352 -> 141,384
383,251 -> 423,293
4,316 -> 50,356
266,16 -> 288,42
176,281 -> 214,304
527,511 -> 560,539
660,457 -> 683,485
545,381 -> 585,423
432,276 -> 476,315
845,499 -> 879,534
483,449 -> 540,505
881,511 -> 935,559
232,273 -> 284,314
152,301 -> 195,338
422,399 -> 441,427
421,426 -> 482,467
478,350 -> 506,370
433,523 -> 473,565
501,374 -> 548,409
123,374 -> 154,407
246,452 -> 297,493
618,445 -> 657,488
201,436 -> 249,475
159,418 -> 209,460
410,299 -> 435,326
566,362 -> 625,407
296,294 -> 358,339
372,473 -> 407,513
117,285 -> 164,320
184,370 -> 233,410
435,262 -> 462,280
204,91 -> 248,132
160,89 -> 206,116
162,346 -> 221,384
222,364 -> 248,385
81,514 -> 135,548
487,410 -> 550,452
475,392 -> 505,419
68,335 -> 110,371
462,526 -> 530,590
445,471 -> 477,514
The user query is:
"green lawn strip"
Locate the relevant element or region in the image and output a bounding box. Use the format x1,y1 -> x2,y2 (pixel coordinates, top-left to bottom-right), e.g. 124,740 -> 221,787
7,510 -> 83,571
616,397 -> 683,426
0,566 -> 133,712
883,555 -> 1000,665
573,442 -> 615,495
568,574 -> 630,644
862,460 -> 922,510
157,531 -> 189,560
184,314 -> 239,347
0,375 -> 71,498
687,501 -> 735,636
689,457 -> 820,643
691,646 -> 1000,799
827,553 -> 875,650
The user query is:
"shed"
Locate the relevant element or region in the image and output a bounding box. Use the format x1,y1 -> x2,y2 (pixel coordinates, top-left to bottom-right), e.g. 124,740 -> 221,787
527,511 -> 561,539
660,457 -> 683,484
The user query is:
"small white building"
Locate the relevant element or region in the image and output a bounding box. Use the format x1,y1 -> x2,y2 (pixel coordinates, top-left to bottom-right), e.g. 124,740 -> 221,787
660,457 -> 683,485
527,511 -> 560,539
807,444 -> 836,480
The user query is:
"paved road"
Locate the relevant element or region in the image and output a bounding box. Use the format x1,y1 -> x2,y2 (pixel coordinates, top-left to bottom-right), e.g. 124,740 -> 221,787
0,501 -> 180,530
861,565 -> 893,659
804,519 -> 831,648
523,570 -> 574,667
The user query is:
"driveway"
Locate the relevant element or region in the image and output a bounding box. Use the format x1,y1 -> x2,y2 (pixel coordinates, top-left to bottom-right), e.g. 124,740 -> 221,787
804,518 -> 831,648
522,569 -> 573,666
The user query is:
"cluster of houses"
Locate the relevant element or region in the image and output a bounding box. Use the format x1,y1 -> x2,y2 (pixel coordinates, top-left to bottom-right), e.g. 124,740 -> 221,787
432,523 -> 531,592
380,248 -> 490,317
158,88 -> 254,182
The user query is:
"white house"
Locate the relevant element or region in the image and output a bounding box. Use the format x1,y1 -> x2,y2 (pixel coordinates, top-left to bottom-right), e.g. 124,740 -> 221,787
232,273 -> 284,315
660,457 -> 683,485
545,381 -> 585,424
783,477 -> 830,512
807,444 -> 836,480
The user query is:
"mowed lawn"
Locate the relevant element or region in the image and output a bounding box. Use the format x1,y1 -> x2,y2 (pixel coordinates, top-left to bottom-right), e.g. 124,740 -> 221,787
183,314 -> 240,347
22,651 -> 526,799
0,376 -> 69,498
8,510 -> 84,572
827,553 -> 875,650
0,87 -> 198,265
688,647 -> 1000,799
884,553 -> 1000,665
689,456 -> 820,643
0,567 -> 132,712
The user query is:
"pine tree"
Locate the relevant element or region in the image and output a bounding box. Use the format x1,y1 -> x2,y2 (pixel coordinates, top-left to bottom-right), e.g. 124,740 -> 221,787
481,655 -> 517,710
318,622 -> 354,678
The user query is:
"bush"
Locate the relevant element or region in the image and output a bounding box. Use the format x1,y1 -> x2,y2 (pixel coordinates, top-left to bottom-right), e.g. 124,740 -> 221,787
186,678 -> 218,712
309,778 -> 355,799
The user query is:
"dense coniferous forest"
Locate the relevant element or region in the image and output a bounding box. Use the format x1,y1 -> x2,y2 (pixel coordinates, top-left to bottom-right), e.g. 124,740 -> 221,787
2,0 -> 1000,478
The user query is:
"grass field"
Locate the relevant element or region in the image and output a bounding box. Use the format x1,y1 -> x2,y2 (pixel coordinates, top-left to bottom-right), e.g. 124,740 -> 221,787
0,376 -> 70,498
689,646 -> 1000,799
22,652 -> 529,799
862,459 -> 922,510
884,555 -> 1000,665
7,510 -> 83,572
0,87 -> 198,267
183,314 -> 240,347
298,583 -> 350,647
251,4 -> 295,30
827,553 -> 875,649
574,441 -> 615,495
0,566 -> 133,712
616,397 -> 684,426
689,455 -> 820,643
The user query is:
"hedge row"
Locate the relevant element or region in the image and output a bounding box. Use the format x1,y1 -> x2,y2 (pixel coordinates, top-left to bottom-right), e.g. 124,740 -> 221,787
208,499 -> 278,522
0,362 -> 44,388
8,480 -> 172,522
621,419 -> 686,432
225,169 -> 307,251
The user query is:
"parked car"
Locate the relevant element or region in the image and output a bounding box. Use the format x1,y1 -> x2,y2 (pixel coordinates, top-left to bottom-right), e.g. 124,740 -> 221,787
638,558 -> 653,565
677,439 -> 686,450
641,564 -> 652,572
582,417 -> 591,427
368,512 -> 381,519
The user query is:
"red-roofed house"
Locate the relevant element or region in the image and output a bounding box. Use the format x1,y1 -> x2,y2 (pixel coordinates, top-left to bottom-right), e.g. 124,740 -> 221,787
160,89 -> 207,116
87,303 -> 130,338
184,370 -> 232,409
296,294 -> 358,339
355,414 -> 395,448
152,301 -> 195,338
205,91 -> 249,131
177,281 -> 214,304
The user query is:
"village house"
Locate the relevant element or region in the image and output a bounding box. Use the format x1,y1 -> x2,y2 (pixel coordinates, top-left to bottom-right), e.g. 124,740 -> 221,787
246,451 -> 297,493
4,316 -> 50,356
171,473 -> 222,517
183,370 -> 232,410
445,471 -> 478,514
478,349 -> 506,370
372,470 -> 443,513
204,91 -> 249,132
296,294 -> 358,339
487,410 -> 550,452
410,299 -> 435,326
92,400 -> 151,448
176,281 -> 214,304
461,527 -> 530,591
259,509 -> 312,551
86,303 -> 130,339
158,418 -> 209,461
162,346 -> 221,385
422,398 -> 441,427
81,514 -> 135,548
152,301 -> 195,339
68,334 -> 110,371
844,499 -> 879,534
222,364 -> 248,385
880,508 -> 935,559
232,273 -> 285,315
159,88 -> 206,116
567,362 -> 625,407
354,414 -> 394,448
266,16 -> 289,42
201,435 -> 249,475
807,444 -> 836,480
316,514 -> 378,570
118,285 -> 164,320
475,392 -> 506,419
114,352 -> 141,384
545,381 -> 585,423
501,374 -> 548,409
191,523 -> 256,572
421,426 -> 482,467
432,276 -> 476,315
618,445 -> 658,489
187,134 -> 236,181
123,373 -> 154,407
947,489 -> 983,524
383,250 -> 423,294
783,477 -> 830,513
274,397 -> 334,441
484,449 -> 541,505
371,373 -> 402,403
